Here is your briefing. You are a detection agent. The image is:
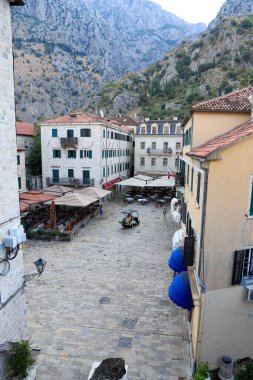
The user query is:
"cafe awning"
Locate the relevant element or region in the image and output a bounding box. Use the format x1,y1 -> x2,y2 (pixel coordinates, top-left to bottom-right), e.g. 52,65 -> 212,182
74,187 -> 111,199
168,271 -> 193,311
43,185 -> 74,195
46,193 -> 98,208
146,176 -> 175,187
115,177 -> 147,187
168,247 -> 187,273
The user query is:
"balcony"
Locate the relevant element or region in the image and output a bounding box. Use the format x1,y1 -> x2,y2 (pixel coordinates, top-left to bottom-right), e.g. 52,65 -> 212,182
147,148 -> 172,155
175,172 -> 185,187
46,177 -> 95,187
60,137 -> 78,148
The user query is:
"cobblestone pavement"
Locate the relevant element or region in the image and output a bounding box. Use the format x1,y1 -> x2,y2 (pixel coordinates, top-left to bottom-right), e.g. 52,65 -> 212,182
23,198 -> 191,380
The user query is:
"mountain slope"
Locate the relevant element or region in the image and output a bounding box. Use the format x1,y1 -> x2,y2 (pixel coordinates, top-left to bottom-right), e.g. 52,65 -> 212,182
209,0 -> 253,29
90,13 -> 253,119
11,0 -> 205,122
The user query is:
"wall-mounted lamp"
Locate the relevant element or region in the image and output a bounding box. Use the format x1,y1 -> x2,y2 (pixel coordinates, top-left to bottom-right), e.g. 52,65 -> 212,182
23,258 -> 47,282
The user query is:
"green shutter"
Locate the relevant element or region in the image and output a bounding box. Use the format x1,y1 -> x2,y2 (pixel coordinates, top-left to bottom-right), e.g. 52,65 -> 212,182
53,150 -> 56,158
250,182 -> 253,216
59,150 -> 61,158
73,150 -> 76,159
80,150 -> 83,158
196,173 -> 201,204
68,150 -> 71,158
89,150 -> 92,159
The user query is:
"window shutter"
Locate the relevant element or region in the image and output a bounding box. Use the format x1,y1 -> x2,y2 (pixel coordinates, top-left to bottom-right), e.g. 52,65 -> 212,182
232,250 -> 245,285
59,150 -> 61,158
53,150 -> 56,158
183,236 -> 195,266
73,150 -> 76,159
80,150 -> 83,159
182,202 -> 187,224
68,150 -> 71,158
250,182 -> 253,216
89,150 -> 92,159
196,173 -> 201,204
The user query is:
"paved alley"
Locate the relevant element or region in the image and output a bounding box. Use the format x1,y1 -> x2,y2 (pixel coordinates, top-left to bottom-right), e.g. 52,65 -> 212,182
23,198 -> 191,380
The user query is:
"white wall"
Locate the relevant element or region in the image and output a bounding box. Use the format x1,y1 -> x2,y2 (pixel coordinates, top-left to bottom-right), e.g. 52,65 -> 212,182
134,135 -> 182,175
17,150 -> 26,191
41,122 -> 132,188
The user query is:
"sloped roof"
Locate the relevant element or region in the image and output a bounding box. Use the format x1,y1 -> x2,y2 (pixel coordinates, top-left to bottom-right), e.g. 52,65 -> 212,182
110,115 -> 138,126
42,112 -> 132,133
17,146 -> 26,151
191,87 -> 253,112
187,119 -> 253,159
16,122 -> 35,136
19,190 -> 58,203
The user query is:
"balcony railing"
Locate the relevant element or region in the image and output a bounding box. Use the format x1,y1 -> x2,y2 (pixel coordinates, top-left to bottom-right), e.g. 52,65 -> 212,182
46,177 -> 94,187
147,148 -> 172,155
60,137 -> 78,148
175,172 -> 185,187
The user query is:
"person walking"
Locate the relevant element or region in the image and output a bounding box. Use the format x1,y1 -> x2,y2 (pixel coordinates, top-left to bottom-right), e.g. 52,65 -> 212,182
99,205 -> 104,219
163,205 -> 168,220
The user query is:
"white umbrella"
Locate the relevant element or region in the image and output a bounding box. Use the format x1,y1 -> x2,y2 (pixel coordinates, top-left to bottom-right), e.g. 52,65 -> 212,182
46,193 -> 97,207
115,177 -> 147,187
134,174 -> 153,181
172,229 -> 184,249
43,185 -> 74,195
146,176 -> 175,187
173,210 -> 181,223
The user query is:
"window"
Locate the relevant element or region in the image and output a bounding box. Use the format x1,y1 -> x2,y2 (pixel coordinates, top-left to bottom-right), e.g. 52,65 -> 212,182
140,142 -> 145,149
107,166 -> 109,175
187,164 -> 189,185
163,158 -> 168,166
53,149 -> 61,158
248,177 -> 253,216
163,123 -> 170,134
151,157 -> 156,166
52,169 -> 59,183
80,150 -> 92,159
140,157 -> 145,166
17,155 -> 20,165
67,129 -> 74,138
184,130 -> 189,146
151,142 -> 156,150
103,129 -> 105,138
18,177 -> 21,190
151,123 -> 158,134
140,123 -> 146,134
114,164 -> 117,173
196,172 -> 201,204
24,140 -> 28,148
68,150 -> 76,158
191,167 -> 194,193
68,169 -> 74,178
111,131 -> 114,139
175,157 -> 179,168
176,123 -> 182,134
232,249 -> 253,285
176,142 -> 181,150
107,130 -> 109,138
52,129 -> 58,137
80,128 -> 91,137
103,167 -> 105,177
111,165 -> 113,174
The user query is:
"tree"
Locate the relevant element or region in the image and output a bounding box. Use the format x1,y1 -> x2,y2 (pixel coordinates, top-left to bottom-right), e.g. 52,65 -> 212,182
28,125 -> 42,175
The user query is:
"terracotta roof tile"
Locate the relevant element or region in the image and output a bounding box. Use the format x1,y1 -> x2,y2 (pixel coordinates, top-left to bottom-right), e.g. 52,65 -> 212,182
43,112 -> 132,133
109,116 -> 137,126
16,122 -> 35,136
191,87 -> 253,112
17,146 -> 26,151
19,191 -> 59,203
187,119 -> 253,159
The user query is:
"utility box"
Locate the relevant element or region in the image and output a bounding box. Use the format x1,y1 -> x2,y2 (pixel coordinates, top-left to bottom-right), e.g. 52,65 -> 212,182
3,236 -> 17,249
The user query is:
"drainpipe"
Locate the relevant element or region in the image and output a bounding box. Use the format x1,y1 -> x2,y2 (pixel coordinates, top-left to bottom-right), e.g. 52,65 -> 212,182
198,161 -> 208,280
105,126 -> 108,183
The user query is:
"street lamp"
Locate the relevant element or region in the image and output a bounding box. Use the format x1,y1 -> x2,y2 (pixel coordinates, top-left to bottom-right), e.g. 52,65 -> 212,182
23,258 -> 47,282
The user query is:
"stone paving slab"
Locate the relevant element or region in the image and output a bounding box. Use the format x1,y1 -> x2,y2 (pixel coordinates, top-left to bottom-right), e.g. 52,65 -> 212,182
23,198 -> 191,380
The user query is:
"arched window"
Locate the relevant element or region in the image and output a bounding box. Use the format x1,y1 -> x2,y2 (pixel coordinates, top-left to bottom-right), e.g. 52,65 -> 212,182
151,123 -> 158,134
140,123 -> 147,134
176,123 -> 182,134
163,123 -> 170,134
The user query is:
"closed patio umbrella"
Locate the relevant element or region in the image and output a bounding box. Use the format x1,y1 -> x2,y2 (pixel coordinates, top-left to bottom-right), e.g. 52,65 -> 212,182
50,200 -> 56,229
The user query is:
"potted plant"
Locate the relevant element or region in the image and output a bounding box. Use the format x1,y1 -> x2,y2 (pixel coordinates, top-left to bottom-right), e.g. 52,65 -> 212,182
194,362 -> 210,380
9,340 -> 36,380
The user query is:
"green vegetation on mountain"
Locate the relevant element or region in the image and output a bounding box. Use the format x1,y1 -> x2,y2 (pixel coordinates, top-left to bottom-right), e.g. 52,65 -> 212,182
91,15 -> 253,119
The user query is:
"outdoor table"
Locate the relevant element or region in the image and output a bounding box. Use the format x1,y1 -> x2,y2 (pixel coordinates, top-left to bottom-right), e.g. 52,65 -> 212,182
135,194 -> 143,199
158,199 -> 166,205
126,197 -> 133,204
163,196 -> 171,202
150,195 -> 156,201
138,198 -> 147,204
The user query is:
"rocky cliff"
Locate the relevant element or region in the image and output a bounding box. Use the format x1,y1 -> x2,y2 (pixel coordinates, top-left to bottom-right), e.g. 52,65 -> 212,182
12,0 -> 205,122
208,0 -> 253,29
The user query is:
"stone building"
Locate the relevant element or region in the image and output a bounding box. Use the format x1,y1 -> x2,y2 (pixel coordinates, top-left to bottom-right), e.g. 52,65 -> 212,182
40,112 -> 133,189
17,147 -> 26,191
0,0 -> 27,378
134,119 -> 183,176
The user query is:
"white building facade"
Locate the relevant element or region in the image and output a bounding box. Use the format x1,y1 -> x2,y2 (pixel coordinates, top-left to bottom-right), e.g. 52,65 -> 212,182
40,112 -> 133,189
0,1 -> 27,378
134,119 -> 183,176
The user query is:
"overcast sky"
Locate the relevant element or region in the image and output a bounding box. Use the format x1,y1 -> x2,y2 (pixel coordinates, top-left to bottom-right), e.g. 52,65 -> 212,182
152,0 -> 226,24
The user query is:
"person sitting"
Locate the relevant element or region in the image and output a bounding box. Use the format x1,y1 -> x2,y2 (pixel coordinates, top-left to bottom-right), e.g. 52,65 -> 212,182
125,213 -> 132,224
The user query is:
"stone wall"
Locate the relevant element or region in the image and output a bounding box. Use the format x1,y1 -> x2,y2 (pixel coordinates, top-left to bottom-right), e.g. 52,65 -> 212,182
0,1 -> 27,374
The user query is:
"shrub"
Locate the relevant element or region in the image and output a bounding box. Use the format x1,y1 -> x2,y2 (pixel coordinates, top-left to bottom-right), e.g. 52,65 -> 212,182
9,340 -> 35,379
194,362 -> 209,380
235,360 -> 253,380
